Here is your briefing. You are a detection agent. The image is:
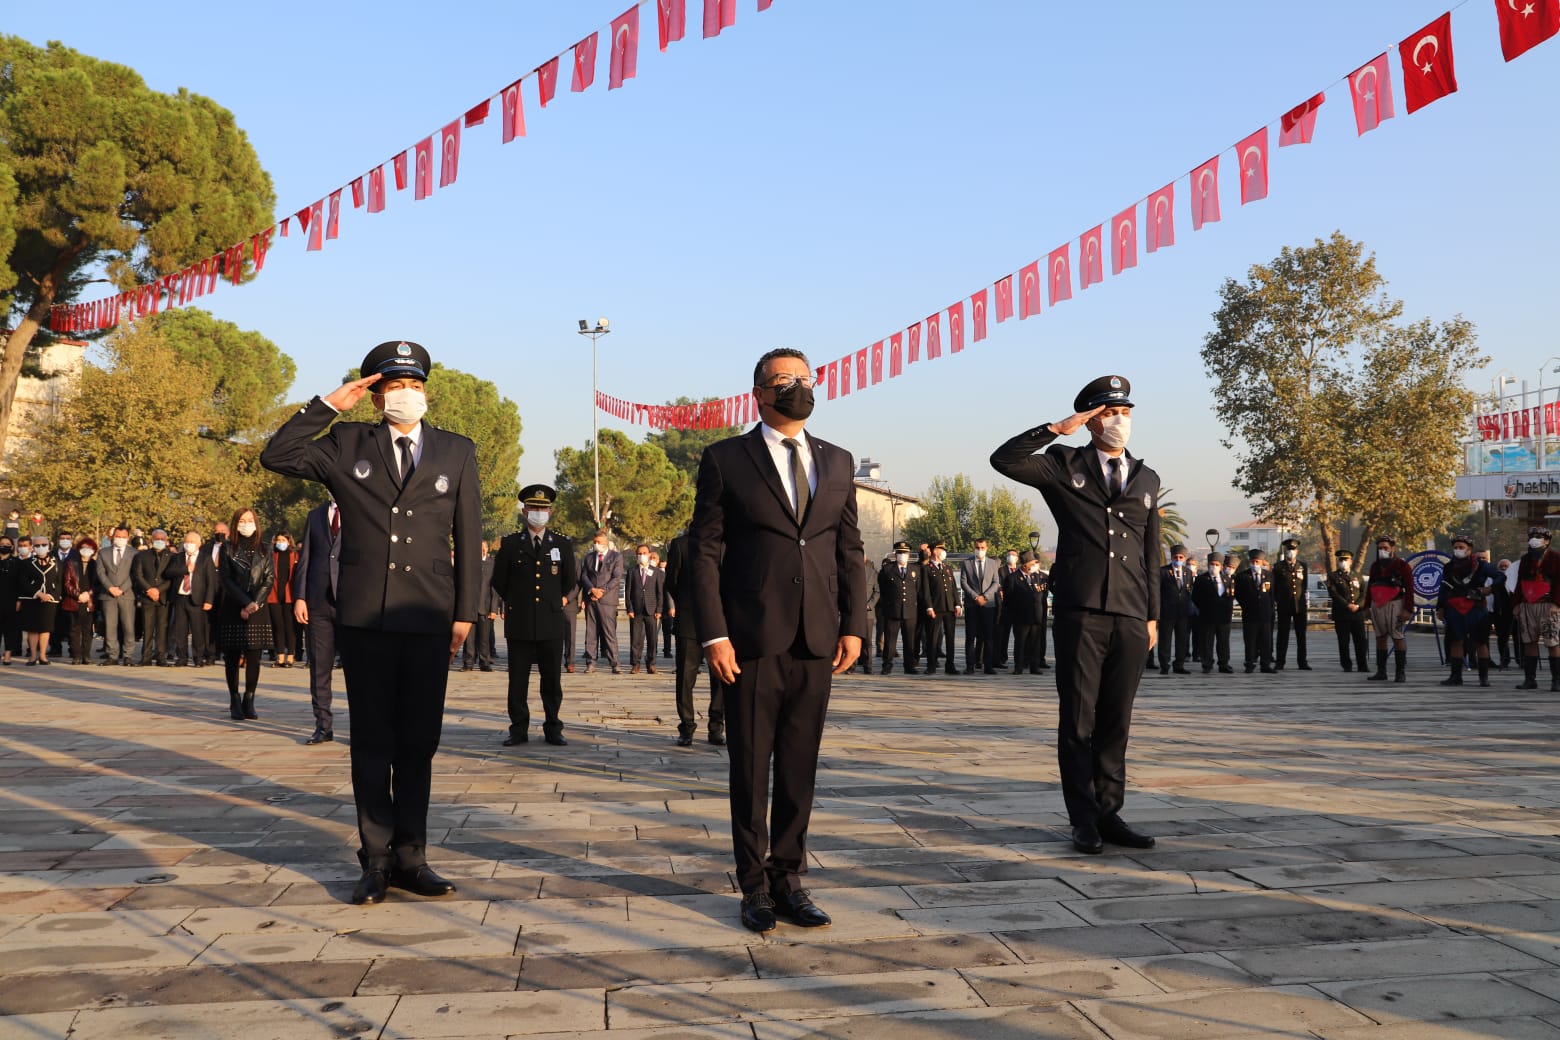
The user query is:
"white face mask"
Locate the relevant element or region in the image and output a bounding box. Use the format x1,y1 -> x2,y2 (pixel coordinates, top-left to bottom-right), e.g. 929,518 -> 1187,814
1173,558 -> 1185,568
1210,567 -> 1222,577
58,539 -> 72,551
1006,555 -> 1018,567
975,548 -> 986,559
1285,550 -> 1297,560
1094,413 -> 1131,449
1452,548 -> 1468,559
1531,538 -> 1547,550
526,510 -> 550,528
79,547 -> 94,559
1378,549 -> 1392,560
1338,560 -> 1351,571
934,551 -> 946,563
896,553 -> 910,566
151,539 -> 167,551
185,543 -> 200,554
237,522 -> 257,538
16,546 -> 30,559
637,554 -> 650,566
379,387 -> 428,426
112,537 -> 129,550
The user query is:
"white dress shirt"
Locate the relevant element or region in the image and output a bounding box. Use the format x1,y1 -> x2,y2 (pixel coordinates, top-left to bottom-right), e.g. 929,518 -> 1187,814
1095,447 -> 1128,488
759,422 -> 817,515
391,422 -> 424,478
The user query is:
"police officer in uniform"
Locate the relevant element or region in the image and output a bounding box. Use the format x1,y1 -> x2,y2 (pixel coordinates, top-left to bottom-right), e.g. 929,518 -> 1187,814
261,339 -> 482,906
1235,549 -> 1276,673
1326,549 -> 1369,672
919,540 -> 959,675
877,540 -> 921,674
492,485 -> 577,746
990,374 -> 1160,856
1272,537 -> 1310,670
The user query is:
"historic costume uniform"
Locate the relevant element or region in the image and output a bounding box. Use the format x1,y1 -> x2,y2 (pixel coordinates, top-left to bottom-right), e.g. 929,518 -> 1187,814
492,485 -> 577,746
1437,540 -> 1499,688
1272,537 -> 1310,670
1326,551 -> 1369,672
1366,538 -> 1414,682
1510,526 -> 1560,691
877,542 -> 921,674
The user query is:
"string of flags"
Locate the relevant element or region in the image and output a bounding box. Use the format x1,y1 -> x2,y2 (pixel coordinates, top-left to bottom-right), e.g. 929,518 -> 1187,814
48,0 -> 776,334
597,1 -> 1559,432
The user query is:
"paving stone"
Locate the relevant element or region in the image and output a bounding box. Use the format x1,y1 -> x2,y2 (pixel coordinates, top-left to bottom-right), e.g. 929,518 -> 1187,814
0,933 -> 208,974
1313,973 -> 1560,1024
519,947 -> 755,990
1065,889 -> 1330,925
751,934 -> 1015,978
1150,909 -> 1444,952
959,957 -> 1161,1005
380,988 -> 605,1036
1225,934 -> 1550,984
994,922 -> 1185,962
893,901 -> 1085,935
750,1004 -> 1108,1039
1294,877 -> 1545,910
1312,1017 -> 1560,1039
1123,951 -> 1259,992
1073,983 -> 1372,1039
0,1012 -> 75,1039
68,996 -> 398,1039
898,878 -> 1081,908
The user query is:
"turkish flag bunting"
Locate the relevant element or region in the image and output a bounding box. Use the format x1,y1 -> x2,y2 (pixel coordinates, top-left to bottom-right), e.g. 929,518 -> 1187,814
907,322 -> 921,364
463,100 -> 489,128
206,255 -> 221,293
368,166 -> 386,212
841,354 -> 853,396
658,0 -> 686,49
307,199 -> 324,251
414,137 -> 434,200
759,0 -> 772,8
225,244 -> 245,284
350,178 -> 364,208
538,57 -> 560,107
251,230 -> 271,272
296,206 -> 311,234
572,34 -> 598,92
1496,0 -> 1559,60
1019,261 -> 1041,319
1279,92 -> 1324,146
995,275 -> 1014,323
1400,13 -> 1457,114
327,190 -> 342,239
610,8 -> 639,89
439,120 -> 461,188
1048,245 -> 1072,305
704,0 -> 736,38
500,81 -> 526,142
279,217 -> 290,237
927,312 -> 944,358
968,292 -> 986,345
1237,127 -> 1268,204
1111,206 -> 1137,275
1190,156 -> 1220,230
890,332 -> 903,377
1147,184 -> 1174,252
1080,226 -> 1103,289
393,151 -> 408,191
871,340 -> 884,384
1348,53 -> 1394,135
855,348 -> 868,390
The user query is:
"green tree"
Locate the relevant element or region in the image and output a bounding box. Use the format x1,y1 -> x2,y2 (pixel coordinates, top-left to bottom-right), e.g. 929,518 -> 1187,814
644,396 -> 743,480
553,429 -> 693,547
1157,489 -> 1189,556
145,309 -> 296,439
903,474 -> 1038,553
0,37 -> 276,457
1202,232 -> 1486,561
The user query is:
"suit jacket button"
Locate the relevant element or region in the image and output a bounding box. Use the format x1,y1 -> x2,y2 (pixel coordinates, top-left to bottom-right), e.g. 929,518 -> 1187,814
1109,529 -> 1115,535
393,507 -> 400,514
389,563 -> 397,570
406,510 -> 414,517
404,565 -> 411,571
1109,552 -> 1115,559
405,537 -> 412,543
792,576 -> 801,584
391,534 -> 399,543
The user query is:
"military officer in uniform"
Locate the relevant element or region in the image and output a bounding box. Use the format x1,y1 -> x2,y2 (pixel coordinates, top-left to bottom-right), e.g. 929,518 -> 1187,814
919,540 -> 959,675
1326,549 -> 1369,672
877,540 -> 921,674
990,374 -> 1160,856
1156,543 -> 1193,674
1273,537 -> 1311,670
260,339 -> 482,906
1235,549 -> 1276,673
492,485 -> 577,746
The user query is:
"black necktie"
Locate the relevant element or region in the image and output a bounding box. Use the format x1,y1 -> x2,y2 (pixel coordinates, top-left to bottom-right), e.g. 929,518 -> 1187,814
1108,457 -> 1124,497
397,435 -> 415,480
783,437 -> 809,519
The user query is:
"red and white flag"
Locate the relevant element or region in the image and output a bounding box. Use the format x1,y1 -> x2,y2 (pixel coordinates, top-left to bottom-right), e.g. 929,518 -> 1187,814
1111,206 -> 1137,274
826,360 -> 838,400
307,199 -> 324,251
1148,184 -> 1174,251
279,217 -> 289,237
251,230 -> 272,272
1080,226 -> 1103,289
610,7 -> 639,88
1048,245 -> 1072,305
969,291 -> 986,344
759,0 -> 773,8
393,151 -> 408,191
995,275 -> 1014,323
414,137 -> 434,200
889,333 -> 903,377
947,302 -> 964,353
1191,156 -> 1220,230
501,80 -> 526,142
658,0 -> 686,49
573,33 -> 598,91
855,348 -> 868,390
840,354 -> 853,396
1019,261 -> 1041,319
907,322 -> 921,363
464,101 -> 490,128
1237,127 -> 1268,204
538,57 -> 560,107
368,166 -> 386,212
327,189 -> 342,239
1496,0 -> 1559,60
296,205 -> 311,235
1279,92 -> 1324,146
925,313 -> 942,358
1400,13 -> 1457,114
350,177 -> 364,208
870,340 -> 884,384
1349,53 -> 1394,135
439,120 -> 461,188
704,0 -> 736,37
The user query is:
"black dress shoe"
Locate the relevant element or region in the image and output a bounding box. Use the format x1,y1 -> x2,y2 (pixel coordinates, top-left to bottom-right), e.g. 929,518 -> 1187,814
544,732 -> 568,746
708,730 -> 727,746
502,732 -> 529,746
1172,665 -> 1190,674
1072,823 -> 1104,854
1260,666 -> 1277,674
1219,665 -> 1234,673
1099,817 -> 1156,849
984,668 -> 997,675
1297,663 -> 1311,670
389,865 -> 457,897
676,733 -> 694,747
305,728 -> 334,745
775,889 -> 831,927
903,667 -> 920,675
352,869 -> 388,905
740,891 -> 777,933
479,663 -> 493,672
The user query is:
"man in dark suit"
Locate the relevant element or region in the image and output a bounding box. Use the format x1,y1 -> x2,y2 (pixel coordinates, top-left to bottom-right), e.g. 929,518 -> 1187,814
664,531 -> 725,746
261,339 -> 482,906
1191,552 -> 1235,673
294,500 -> 342,743
1156,543 -> 1193,675
1235,550 -> 1277,674
492,484 -> 576,747
201,521 -> 229,665
131,529 -> 174,666
624,543 -> 665,674
993,547 -> 1021,667
166,531 -> 215,667
877,541 -> 921,674
990,374 -> 1160,856
960,539 -> 1000,674
659,553 -> 675,660
1272,537 -> 1311,670
561,582 -> 580,673
919,540 -> 959,675
691,347 -> 865,934
461,541 -> 499,672
578,530 -> 622,674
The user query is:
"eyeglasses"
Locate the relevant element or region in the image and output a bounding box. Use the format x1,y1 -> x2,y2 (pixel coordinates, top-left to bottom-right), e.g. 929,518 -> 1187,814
761,376 -> 815,391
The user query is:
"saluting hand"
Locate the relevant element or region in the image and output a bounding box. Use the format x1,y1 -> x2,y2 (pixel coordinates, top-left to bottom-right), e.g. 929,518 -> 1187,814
323,375 -> 381,412
1050,405 -> 1106,437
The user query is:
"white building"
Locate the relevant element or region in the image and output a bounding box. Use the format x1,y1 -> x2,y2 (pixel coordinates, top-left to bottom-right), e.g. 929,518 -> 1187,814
852,459 -> 924,564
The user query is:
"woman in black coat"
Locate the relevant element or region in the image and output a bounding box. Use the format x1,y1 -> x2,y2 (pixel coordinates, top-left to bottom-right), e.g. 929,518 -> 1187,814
0,535 -> 21,664
17,540 -> 64,665
63,537 -> 99,665
218,507 -> 275,720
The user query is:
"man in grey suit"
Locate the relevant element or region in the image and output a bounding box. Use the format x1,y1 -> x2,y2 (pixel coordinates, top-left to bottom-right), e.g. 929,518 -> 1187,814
95,525 -> 137,666
961,537 -> 1001,674
578,530 -> 622,674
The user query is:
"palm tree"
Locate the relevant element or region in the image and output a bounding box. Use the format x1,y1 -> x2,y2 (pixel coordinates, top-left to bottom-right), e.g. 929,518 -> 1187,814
1158,489 -> 1189,556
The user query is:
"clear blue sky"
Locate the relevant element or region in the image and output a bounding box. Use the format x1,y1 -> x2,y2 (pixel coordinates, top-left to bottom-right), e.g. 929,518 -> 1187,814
13,1 -> 1560,541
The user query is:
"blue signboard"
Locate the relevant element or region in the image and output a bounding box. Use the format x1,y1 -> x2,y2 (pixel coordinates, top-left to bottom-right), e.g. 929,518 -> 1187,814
1407,550 -> 1450,607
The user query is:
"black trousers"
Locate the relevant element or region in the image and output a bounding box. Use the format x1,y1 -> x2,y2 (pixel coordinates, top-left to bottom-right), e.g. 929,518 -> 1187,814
628,614 -> 659,666
965,605 -> 996,670
1493,610 -> 1514,663
304,597 -> 337,730
1333,611 -> 1369,669
1157,613 -> 1190,668
267,601 -> 298,658
1052,609 -> 1149,828
995,610 -> 1013,664
68,608 -> 95,663
881,617 -> 917,670
674,634 -> 725,737
338,626 -> 449,872
508,637 -> 564,737
137,601 -> 168,662
924,611 -> 957,671
462,616 -> 494,667
1012,622 -> 1041,672
1199,621 -> 1231,669
1275,608 -> 1307,666
726,636 -> 830,895
662,616 -> 675,656
562,606 -> 577,664
168,598 -> 207,663
1243,615 -> 1274,669
1035,606 -> 1050,665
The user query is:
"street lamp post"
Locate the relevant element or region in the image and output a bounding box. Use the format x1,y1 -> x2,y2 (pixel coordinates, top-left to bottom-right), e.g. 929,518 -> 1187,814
578,318 -> 611,527
1205,527 -> 1219,553
1028,531 -> 1041,556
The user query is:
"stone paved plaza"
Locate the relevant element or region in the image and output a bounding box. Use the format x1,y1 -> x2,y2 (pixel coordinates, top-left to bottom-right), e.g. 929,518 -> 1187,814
3,633 -> 1560,1039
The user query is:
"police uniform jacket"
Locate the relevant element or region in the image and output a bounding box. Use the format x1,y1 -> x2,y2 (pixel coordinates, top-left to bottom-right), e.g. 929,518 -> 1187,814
1234,566 -> 1275,621
491,529 -> 577,642
990,427 -> 1161,620
1273,559 -> 1308,614
920,561 -> 958,614
1158,564 -> 1193,620
878,559 -> 922,620
1191,571 -> 1235,624
259,398 -> 483,632
1326,567 -> 1367,619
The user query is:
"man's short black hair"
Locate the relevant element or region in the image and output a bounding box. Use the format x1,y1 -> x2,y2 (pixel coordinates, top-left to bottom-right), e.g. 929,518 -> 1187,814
753,348 -> 811,388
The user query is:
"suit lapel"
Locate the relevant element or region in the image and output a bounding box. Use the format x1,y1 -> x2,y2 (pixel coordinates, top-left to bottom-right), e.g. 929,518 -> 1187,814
375,423 -> 402,489
801,434 -> 824,527
742,428 -> 796,524
1072,446 -> 1109,500
402,425 -> 436,496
